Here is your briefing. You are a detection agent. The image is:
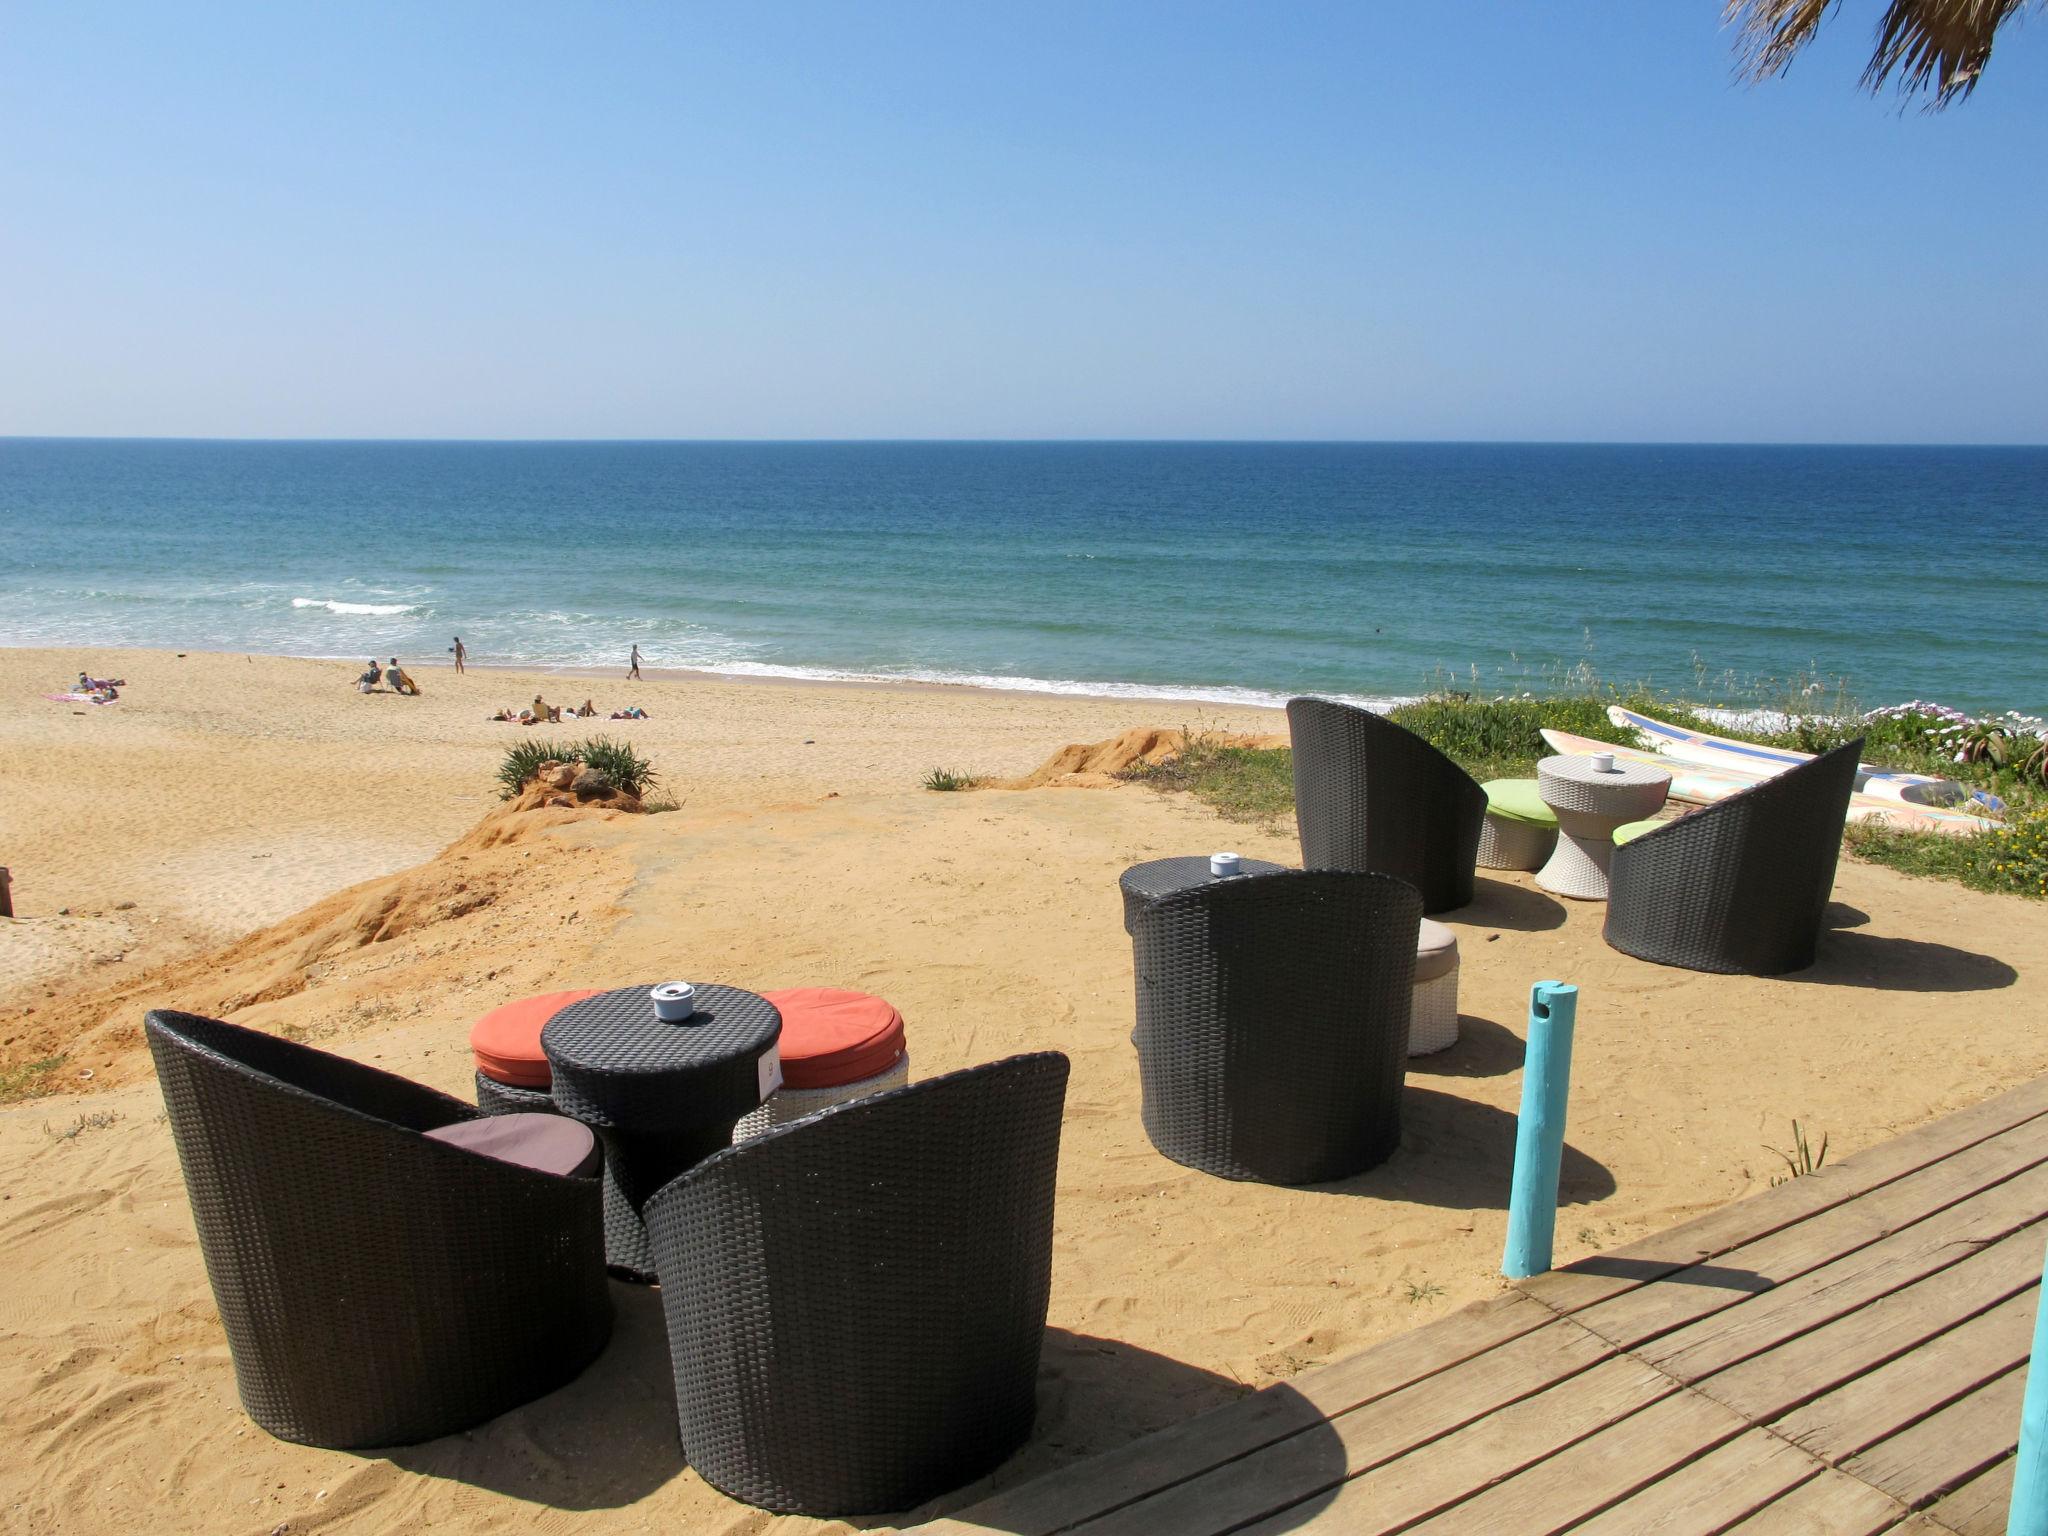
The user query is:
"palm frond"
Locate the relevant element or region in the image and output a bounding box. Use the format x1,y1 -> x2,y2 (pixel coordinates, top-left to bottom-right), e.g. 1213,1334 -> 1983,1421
1726,0 -> 2038,108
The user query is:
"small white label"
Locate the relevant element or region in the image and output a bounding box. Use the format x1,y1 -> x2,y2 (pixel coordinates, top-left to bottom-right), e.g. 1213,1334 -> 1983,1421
757,1043 -> 783,1102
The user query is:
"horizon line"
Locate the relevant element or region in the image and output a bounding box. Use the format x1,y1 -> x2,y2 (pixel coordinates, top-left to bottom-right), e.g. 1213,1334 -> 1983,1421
4,434 -> 2047,450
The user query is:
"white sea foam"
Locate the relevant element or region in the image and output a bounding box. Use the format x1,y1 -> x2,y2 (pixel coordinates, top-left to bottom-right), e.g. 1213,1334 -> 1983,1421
681,659 -> 1408,713
292,597 -> 418,617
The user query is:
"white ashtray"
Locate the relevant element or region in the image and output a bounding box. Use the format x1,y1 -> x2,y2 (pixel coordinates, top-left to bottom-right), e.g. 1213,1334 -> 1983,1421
1210,852 -> 1243,877
651,982 -> 698,1022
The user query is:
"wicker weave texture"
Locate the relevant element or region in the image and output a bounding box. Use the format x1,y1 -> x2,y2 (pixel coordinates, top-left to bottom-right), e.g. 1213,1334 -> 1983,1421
1604,739 -> 1863,976
473,1071 -> 652,1279
148,1011 -> 611,1449
1131,869 -> 1419,1185
1286,697 -> 1485,913
733,1053 -> 911,1140
1476,812 -> 1556,871
1118,855 -> 1290,933
643,1052 -> 1068,1517
1408,969 -> 1460,1055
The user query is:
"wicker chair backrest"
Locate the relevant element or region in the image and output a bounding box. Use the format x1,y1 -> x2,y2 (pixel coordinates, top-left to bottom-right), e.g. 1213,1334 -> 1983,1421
1605,738 -> 1863,975
145,1009 -> 610,1448
1132,868 -> 1421,1184
1286,696 -> 1485,912
641,1051 -> 1069,1516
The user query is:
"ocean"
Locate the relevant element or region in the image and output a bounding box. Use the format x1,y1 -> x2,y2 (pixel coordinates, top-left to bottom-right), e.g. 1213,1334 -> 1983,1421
2,439 -> 2043,716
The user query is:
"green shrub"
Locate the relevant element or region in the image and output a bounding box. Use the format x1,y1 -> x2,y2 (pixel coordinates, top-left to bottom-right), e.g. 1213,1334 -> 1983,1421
577,736 -> 659,799
497,737 -> 659,800
1846,808 -> 2048,899
498,739 -> 573,799
923,767 -> 981,792
1383,689 -> 1719,784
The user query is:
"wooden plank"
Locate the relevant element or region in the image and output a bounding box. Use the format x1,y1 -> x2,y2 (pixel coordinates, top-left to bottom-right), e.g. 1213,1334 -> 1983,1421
1699,1226 -> 2044,1426
1564,1428 -> 1826,1535
1920,1455 -> 2014,1536
1384,1389 -> 1758,1535
1839,1367 -> 2029,1510
1563,1129 -> 2048,1354
1710,1465 -> 1913,1535
1222,1356 -> 1680,1536
922,1293 -> 1557,1536
1642,1168 -> 2048,1384
1519,1075 -> 2048,1316
1775,1291 -> 2035,1465
1057,1317 -> 1618,1536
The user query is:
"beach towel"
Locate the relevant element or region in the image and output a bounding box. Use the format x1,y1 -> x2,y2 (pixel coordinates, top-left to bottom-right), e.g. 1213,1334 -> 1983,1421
46,691 -> 117,705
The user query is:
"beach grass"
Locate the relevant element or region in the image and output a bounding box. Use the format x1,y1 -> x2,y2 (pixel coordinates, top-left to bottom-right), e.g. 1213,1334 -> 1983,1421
922,767 -> 983,791
0,1055 -> 66,1104
1119,734 -> 1295,822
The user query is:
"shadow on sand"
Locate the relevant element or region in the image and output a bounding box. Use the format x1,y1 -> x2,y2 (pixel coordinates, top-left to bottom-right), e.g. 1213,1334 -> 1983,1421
906,1334 -> 1347,1532
1793,929 -> 2018,993
385,1282 -> 682,1508
1454,877 -> 1567,933
1406,1014 -> 1523,1080
1325,1086 -> 1615,1210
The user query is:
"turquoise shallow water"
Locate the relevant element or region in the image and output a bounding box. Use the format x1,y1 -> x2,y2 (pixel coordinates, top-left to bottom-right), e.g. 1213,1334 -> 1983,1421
2,439 -> 2043,714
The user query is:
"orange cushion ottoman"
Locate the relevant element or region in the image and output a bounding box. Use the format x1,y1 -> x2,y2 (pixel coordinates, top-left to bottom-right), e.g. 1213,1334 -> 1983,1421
735,987 -> 910,1139
471,990 -> 602,1097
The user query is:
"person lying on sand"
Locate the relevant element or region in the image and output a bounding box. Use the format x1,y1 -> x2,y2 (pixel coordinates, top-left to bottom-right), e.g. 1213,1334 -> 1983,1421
608,706 -> 649,720
386,658 -> 421,696
77,672 -> 126,691
575,699 -> 597,718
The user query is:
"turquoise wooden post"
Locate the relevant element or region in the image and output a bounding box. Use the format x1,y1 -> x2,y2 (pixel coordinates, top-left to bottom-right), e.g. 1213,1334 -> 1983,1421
1502,980 -> 1579,1280
2009,1236 -> 2048,1536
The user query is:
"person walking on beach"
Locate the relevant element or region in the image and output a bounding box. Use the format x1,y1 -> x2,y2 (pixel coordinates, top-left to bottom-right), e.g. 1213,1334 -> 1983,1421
451,636 -> 466,674
628,643 -> 642,681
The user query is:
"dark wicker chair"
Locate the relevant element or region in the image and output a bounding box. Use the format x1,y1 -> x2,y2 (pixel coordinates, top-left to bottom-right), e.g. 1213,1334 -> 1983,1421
1604,738 -> 1863,976
147,1010 -> 612,1449
643,1052 -> 1070,1517
1130,868 -> 1420,1185
1287,696 -> 1486,913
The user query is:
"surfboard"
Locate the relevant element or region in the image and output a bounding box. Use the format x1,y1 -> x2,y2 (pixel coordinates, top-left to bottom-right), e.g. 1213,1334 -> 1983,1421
1605,706 -> 2000,813
1538,727 -> 1999,837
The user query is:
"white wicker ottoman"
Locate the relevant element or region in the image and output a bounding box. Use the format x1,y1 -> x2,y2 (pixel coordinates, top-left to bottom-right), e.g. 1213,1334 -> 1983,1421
1409,919 -> 1461,1056
735,987 -> 909,1141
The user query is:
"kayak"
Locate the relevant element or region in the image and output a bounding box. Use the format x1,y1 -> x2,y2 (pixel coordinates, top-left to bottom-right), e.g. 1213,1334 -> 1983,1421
1538,727 -> 2001,837
1607,706 -> 2003,814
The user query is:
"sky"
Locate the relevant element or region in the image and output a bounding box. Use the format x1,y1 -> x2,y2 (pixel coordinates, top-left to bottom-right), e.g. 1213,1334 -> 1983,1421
1,3 -> 2043,443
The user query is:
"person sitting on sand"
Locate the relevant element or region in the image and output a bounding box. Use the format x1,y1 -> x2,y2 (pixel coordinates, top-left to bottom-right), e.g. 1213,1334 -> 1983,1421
531,694 -> 561,724
387,658 -> 421,696
356,661 -> 383,694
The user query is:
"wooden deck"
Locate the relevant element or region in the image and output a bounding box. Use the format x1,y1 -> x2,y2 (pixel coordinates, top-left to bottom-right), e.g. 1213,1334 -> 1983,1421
929,1075 -> 2048,1536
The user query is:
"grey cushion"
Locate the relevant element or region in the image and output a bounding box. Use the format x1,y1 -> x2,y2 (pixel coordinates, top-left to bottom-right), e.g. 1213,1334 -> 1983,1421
426,1113 -> 600,1179
1414,918 -> 1459,984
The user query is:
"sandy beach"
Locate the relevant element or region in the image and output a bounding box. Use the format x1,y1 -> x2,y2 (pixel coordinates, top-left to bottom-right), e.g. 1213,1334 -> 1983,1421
3,644 -> 2045,1535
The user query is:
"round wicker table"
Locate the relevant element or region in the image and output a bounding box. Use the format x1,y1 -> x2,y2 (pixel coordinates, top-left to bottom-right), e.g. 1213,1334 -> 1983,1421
542,983 -> 782,1280
1119,855 -> 1290,933
1534,755 -> 1671,901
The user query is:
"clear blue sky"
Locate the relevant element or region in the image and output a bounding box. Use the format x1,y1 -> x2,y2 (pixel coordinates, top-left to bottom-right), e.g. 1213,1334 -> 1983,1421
2,3 -> 2042,442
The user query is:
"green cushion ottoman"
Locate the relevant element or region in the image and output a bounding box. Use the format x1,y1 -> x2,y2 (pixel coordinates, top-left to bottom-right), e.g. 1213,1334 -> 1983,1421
1612,818 -> 1665,846
1478,778 -> 1559,871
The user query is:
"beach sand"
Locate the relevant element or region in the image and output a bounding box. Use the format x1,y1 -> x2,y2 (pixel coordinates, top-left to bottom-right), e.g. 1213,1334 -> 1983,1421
2,645 -> 2044,1534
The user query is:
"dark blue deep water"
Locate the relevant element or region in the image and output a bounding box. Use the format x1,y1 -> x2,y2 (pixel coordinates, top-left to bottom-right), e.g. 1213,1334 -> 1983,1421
2,439 -> 2043,713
